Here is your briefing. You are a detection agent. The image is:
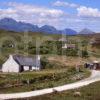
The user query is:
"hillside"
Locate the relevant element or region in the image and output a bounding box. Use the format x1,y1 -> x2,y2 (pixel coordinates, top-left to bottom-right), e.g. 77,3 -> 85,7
0,29 -> 99,63
0,29 -> 98,95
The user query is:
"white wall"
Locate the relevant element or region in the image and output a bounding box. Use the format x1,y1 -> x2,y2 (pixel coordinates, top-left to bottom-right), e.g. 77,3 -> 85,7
24,66 -> 29,71
32,66 -> 40,70
24,66 -> 40,71
2,55 -> 20,73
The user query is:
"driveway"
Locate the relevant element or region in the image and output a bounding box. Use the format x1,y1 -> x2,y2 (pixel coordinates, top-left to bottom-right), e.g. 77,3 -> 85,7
0,70 -> 100,100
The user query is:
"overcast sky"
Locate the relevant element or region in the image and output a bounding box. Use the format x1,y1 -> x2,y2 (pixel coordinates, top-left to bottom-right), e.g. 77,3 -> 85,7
0,0 -> 100,32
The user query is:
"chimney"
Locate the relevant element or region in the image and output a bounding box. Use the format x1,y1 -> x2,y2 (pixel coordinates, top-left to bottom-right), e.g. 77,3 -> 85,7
37,55 -> 40,61
9,55 -> 13,59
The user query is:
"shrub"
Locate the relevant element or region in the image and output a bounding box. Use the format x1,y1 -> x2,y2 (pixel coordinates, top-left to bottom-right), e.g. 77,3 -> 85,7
82,50 -> 89,58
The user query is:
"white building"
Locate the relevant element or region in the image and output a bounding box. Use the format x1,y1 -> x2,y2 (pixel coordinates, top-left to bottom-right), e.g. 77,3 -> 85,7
62,43 -> 76,49
2,55 -> 41,73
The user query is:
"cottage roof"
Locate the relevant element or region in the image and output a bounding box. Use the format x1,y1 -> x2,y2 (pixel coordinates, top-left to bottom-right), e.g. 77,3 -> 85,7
59,38 -> 67,42
91,38 -> 100,44
13,55 -> 38,66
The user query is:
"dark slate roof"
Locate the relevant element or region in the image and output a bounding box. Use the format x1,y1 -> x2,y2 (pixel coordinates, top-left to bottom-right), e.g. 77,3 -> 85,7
13,55 -> 37,66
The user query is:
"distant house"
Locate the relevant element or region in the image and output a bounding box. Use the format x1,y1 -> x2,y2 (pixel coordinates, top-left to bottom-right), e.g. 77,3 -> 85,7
90,38 -> 100,46
2,55 -> 41,73
62,43 -> 76,49
58,38 -> 67,42
58,37 -> 76,49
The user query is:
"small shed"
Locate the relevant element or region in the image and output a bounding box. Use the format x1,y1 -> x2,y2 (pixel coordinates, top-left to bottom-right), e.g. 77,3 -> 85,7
84,61 -> 100,70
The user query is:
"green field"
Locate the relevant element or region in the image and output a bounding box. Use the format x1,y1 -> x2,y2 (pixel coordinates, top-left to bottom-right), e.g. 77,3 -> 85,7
0,29 -> 99,65
0,68 -> 90,93
0,29 -> 99,64
17,81 -> 100,100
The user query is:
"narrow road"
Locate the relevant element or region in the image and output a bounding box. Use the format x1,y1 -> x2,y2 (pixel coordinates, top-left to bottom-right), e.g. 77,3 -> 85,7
0,70 -> 100,100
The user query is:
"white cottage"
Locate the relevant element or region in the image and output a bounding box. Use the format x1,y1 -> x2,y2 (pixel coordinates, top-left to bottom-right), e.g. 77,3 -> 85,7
2,55 -> 41,73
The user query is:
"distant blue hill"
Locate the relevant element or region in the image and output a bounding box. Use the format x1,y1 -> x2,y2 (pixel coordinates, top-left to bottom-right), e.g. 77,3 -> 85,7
0,18 -> 78,35
40,25 -> 59,34
62,28 -> 77,35
78,28 -> 95,34
0,18 -> 39,32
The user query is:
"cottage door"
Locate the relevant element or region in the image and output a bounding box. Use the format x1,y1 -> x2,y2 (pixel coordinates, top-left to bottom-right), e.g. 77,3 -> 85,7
29,66 -> 32,70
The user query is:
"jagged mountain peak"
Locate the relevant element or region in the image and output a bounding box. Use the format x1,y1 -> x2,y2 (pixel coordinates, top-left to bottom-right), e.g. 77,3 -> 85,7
79,28 -> 95,34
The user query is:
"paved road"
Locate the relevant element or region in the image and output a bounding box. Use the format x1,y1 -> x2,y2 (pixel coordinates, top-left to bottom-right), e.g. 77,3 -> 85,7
0,70 -> 100,100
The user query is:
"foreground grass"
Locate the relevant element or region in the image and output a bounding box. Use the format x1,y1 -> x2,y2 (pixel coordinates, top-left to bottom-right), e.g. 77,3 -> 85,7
0,68 -> 90,93
16,81 -> 100,100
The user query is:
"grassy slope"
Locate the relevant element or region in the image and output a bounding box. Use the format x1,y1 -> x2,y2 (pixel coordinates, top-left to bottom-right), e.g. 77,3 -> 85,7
0,30 -> 60,61
0,29 -> 99,60
0,68 -> 90,93
18,81 -> 100,100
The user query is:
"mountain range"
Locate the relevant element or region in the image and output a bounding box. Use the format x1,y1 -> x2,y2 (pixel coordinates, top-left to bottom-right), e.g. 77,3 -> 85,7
0,18 -> 95,35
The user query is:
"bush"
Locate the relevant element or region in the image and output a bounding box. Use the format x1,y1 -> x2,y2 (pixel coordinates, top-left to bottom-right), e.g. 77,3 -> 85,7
66,49 -> 78,56
41,57 -> 49,69
82,50 -> 89,58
